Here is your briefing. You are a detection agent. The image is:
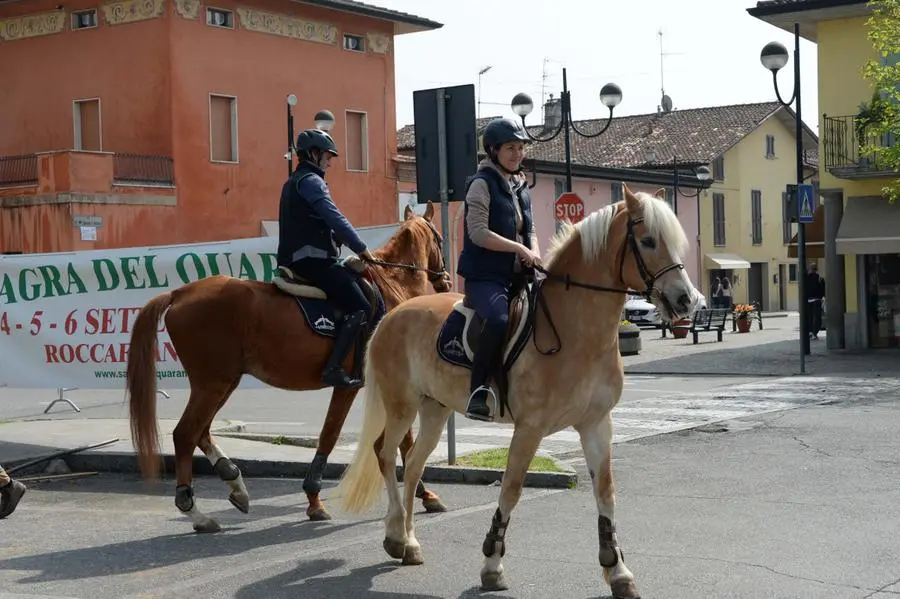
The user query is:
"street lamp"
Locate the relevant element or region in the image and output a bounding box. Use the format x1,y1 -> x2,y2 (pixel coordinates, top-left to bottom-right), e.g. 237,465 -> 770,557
759,23 -> 811,369
286,94 -> 298,176
511,68 -> 622,193
670,157 -> 713,297
314,109 -> 336,132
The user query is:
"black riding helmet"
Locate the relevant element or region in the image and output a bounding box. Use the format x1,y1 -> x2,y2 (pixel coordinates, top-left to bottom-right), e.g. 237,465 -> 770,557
296,128 -> 339,159
481,118 -> 530,173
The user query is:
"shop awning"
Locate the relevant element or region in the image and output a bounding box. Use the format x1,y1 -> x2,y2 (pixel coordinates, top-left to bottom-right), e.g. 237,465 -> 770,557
836,196 -> 900,255
788,204 -> 825,260
705,253 -> 751,270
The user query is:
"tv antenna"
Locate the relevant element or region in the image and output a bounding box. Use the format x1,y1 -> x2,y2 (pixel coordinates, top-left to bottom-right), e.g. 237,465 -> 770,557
658,29 -> 675,113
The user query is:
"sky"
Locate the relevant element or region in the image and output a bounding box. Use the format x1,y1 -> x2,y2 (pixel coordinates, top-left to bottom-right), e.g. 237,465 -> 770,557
376,0 -> 820,133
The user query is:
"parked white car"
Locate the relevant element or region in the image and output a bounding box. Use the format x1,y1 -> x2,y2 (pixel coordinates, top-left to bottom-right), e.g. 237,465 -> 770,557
621,289 -> 707,327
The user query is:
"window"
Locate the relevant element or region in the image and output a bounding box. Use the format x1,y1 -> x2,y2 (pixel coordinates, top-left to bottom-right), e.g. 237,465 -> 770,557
71,9 -> 97,29
712,192 -> 726,247
209,94 -> 238,163
610,182 -> 622,204
712,156 -> 725,181
751,189 -> 762,245
765,134 -> 775,158
345,110 -> 368,171
788,263 -> 797,282
73,98 -> 101,151
343,34 -> 365,52
782,191 -> 792,243
206,7 -> 234,28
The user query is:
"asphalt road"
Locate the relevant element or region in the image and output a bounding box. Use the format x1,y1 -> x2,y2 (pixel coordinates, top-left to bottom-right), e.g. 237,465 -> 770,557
2,390 -> 899,599
0,374 -> 760,433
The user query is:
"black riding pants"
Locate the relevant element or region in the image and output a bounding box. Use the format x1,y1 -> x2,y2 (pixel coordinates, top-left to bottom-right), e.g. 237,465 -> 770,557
289,258 -> 369,316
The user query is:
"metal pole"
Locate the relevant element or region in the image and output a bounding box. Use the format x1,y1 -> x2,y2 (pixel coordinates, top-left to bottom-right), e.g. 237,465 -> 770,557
793,22 -> 810,371
562,68 -> 573,193
436,88 -> 456,465
287,104 -> 294,177
672,155 -> 680,215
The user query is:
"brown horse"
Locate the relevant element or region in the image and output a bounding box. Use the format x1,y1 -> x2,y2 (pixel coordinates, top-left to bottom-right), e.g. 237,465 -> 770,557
336,188 -> 699,598
127,202 -> 452,533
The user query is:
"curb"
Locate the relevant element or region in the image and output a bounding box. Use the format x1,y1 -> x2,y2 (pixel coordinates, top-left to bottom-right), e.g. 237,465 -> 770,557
7,450 -> 578,490
623,370 -> 791,377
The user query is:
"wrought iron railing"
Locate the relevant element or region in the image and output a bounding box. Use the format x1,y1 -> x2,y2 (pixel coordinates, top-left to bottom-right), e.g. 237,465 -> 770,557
113,153 -> 175,186
822,114 -> 896,177
0,154 -> 38,187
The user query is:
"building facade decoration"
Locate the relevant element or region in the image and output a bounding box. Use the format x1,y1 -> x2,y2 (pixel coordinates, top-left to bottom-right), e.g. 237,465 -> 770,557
172,0 -> 201,20
101,0 -> 166,26
0,9 -> 66,42
366,32 -> 390,54
236,7 -> 337,44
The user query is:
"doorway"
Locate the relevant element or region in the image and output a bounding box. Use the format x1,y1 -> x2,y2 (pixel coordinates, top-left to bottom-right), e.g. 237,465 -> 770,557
778,264 -> 787,311
748,263 -> 764,310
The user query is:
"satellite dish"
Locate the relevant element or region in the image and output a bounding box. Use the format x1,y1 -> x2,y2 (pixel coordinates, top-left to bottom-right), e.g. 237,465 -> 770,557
661,94 -> 673,113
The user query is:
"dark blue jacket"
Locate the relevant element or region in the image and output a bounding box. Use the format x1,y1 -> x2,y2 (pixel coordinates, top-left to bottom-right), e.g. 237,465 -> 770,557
276,162 -> 367,267
456,166 -> 534,284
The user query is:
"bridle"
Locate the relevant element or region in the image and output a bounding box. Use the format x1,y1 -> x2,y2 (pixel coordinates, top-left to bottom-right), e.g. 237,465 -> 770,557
362,219 -> 450,284
531,215 -> 684,355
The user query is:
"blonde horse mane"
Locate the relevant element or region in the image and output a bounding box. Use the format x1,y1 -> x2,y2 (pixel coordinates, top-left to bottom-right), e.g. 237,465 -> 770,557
544,190 -> 690,267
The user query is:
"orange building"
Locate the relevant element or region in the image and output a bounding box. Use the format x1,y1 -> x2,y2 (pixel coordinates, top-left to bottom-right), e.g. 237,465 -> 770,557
0,0 -> 440,254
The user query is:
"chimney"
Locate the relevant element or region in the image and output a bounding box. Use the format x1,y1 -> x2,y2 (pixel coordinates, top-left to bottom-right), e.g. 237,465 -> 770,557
542,94 -> 562,131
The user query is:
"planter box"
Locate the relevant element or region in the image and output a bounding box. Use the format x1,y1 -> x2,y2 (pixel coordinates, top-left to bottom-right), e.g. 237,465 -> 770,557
618,323 -> 642,356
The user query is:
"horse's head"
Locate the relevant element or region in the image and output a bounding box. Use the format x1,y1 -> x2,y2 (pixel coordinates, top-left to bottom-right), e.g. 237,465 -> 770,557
401,201 -> 452,293
614,185 -> 698,322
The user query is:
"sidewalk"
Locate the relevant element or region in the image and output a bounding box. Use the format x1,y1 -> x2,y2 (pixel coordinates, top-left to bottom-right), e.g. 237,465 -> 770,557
623,313 -> 900,376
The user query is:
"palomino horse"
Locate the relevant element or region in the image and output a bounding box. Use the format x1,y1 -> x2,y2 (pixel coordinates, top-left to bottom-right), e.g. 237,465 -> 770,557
336,187 -> 698,598
127,202 -> 453,533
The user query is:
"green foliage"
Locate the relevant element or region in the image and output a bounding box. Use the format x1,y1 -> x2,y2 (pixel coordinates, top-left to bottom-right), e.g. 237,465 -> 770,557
861,0 -> 900,202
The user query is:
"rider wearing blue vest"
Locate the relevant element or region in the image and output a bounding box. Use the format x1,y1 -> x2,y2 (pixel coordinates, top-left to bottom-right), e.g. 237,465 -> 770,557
457,118 -> 542,422
277,128 -> 376,388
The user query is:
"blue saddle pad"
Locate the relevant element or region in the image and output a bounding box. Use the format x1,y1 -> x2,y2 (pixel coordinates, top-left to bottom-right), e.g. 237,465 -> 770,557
294,281 -> 387,339
436,310 -> 471,368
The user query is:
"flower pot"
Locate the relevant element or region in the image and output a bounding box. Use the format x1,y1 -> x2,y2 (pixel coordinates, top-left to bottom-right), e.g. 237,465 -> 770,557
672,318 -> 691,339
736,318 -> 751,333
618,322 -> 642,356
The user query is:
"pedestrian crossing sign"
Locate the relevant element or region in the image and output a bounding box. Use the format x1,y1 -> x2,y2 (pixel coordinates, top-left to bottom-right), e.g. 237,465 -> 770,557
798,183 -> 815,224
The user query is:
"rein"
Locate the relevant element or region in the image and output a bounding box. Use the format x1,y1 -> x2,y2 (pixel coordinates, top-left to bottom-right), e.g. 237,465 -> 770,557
529,216 -> 684,356
362,220 -> 450,283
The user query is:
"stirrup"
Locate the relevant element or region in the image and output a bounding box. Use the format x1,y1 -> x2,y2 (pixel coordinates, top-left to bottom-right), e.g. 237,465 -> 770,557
465,385 -> 497,422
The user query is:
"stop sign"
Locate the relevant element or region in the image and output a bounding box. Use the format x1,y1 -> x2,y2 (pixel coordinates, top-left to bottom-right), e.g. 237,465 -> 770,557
555,191 -> 585,223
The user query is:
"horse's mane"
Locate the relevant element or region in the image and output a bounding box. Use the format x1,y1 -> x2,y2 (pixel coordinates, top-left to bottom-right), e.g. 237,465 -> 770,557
363,217 -> 433,306
544,191 -> 689,267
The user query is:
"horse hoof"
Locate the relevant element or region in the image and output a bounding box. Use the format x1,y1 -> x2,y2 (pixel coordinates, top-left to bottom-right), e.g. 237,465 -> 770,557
229,491 -> 250,514
193,518 -> 221,534
383,538 -> 407,560
402,545 -> 424,566
422,497 -> 447,513
480,571 -> 509,591
611,578 -> 640,599
307,506 -> 332,521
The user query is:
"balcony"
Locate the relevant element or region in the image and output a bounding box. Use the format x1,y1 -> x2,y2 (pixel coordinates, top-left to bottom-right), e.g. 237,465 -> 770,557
822,114 -> 897,179
0,151 -> 175,192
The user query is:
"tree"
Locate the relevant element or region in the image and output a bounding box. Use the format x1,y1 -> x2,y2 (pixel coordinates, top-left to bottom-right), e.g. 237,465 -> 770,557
861,0 -> 900,202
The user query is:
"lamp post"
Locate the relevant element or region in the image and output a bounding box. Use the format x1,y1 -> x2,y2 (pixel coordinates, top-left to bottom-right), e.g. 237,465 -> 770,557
478,65 -> 492,119
760,23 -> 811,371
671,157 -> 713,295
511,68 -> 622,194
284,99 -> 336,176
286,94 -> 297,176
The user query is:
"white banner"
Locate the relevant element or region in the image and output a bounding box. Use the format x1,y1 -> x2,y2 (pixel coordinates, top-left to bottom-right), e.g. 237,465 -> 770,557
0,237 -> 286,389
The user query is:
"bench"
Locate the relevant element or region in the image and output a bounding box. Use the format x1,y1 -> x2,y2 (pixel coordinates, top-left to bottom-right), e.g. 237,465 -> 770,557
681,308 -> 729,344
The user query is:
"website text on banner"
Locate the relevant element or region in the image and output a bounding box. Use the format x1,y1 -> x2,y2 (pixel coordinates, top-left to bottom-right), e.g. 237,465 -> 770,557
0,238 -> 280,389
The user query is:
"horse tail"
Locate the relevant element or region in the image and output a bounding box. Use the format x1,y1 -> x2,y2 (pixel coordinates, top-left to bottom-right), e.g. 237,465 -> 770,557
127,290 -> 174,481
336,347 -> 387,514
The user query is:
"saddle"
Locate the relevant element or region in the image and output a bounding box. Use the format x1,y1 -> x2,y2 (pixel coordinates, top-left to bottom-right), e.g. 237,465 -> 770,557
272,257 -> 386,381
436,283 -> 538,419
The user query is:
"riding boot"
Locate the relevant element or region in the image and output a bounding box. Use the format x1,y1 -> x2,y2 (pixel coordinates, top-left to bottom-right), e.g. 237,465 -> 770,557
0,479 -> 26,519
465,324 -> 507,422
322,310 -> 367,388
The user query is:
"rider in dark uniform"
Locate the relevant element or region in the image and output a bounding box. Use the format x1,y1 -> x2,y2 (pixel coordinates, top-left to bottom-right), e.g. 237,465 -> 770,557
456,118 -> 542,422
277,128 -> 375,388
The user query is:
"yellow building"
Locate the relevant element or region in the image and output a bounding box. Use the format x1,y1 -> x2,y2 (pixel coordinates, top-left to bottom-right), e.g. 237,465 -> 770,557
749,0 -> 900,350
697,104 -> 818,312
